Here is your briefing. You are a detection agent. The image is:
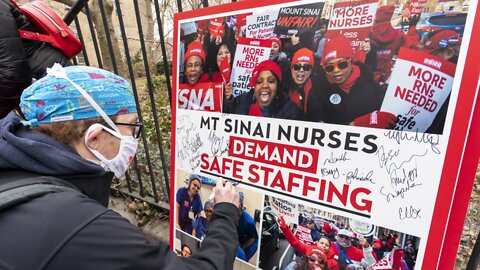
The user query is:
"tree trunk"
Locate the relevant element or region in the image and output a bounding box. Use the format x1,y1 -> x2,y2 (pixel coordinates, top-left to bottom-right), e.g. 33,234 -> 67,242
144,0 -> 155,74
90,0 -> 127,76
53,0 -> 126,76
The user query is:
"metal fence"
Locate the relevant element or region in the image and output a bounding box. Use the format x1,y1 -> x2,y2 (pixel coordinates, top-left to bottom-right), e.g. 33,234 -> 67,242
59,0 -> 478,268
63,0 -> 208,210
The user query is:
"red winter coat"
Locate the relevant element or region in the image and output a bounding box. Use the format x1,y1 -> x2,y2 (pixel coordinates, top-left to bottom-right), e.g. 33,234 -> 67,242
280,225 -> 339,270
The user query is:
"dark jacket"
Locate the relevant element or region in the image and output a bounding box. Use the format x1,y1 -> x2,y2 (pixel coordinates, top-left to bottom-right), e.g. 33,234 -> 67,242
0,0 -> 69,118
234,89 -> 300,120
0,0 -> 32,118
0,113 -> 240,270
306,63 -> 386,125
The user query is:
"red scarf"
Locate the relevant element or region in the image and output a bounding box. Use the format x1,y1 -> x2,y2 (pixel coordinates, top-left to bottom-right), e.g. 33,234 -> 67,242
248,103 -> 264,117
327,65 -> 360,94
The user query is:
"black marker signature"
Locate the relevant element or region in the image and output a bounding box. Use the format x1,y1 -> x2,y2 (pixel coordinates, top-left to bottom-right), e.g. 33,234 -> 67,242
376,146 -> 427,174
320,167 -> 340,179
380,164 -> 422,202
208,130 -> 229,157
323,151 -> 350,165
346,169 -> 375,185
384,129 -> 441,154
399,205 -> 422,220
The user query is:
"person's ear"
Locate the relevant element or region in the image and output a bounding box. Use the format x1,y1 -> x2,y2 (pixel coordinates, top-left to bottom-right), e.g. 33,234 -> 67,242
85,125 -> 103,150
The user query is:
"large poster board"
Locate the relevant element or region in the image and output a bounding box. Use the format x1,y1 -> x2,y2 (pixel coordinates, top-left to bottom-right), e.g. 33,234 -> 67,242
172,0 -> 480,269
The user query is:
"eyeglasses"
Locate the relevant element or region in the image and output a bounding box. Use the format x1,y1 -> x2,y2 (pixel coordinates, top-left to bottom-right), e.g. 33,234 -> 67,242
338,235 -> 351,240
292,64 -> 312,71
324,59 -> 350,72
186,62 -> 202,70
205,209 -> 213,213
308,255 -> 326,265
113,122 -> 143,139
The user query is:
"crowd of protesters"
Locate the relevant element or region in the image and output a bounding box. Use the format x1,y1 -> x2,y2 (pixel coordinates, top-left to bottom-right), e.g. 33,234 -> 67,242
277,212 -> 418,270
180,4 -> 463,133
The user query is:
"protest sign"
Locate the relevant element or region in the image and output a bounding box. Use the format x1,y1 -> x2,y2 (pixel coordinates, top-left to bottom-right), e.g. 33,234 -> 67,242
230,37 -> 272,96
369,249 -> 405,270
327,0 -> 378,53
180,21 -> 197,36
178,82 -> 223,112
350,219 -> 375,236
273,2 -> 325,37
246,11 -> 279,39
381,48 -> 456,133
209,17 -> 224,37
268,196 -> 298,225
408,0 -> 428,17
294,225 -> 315,245
172,0 -> 480,269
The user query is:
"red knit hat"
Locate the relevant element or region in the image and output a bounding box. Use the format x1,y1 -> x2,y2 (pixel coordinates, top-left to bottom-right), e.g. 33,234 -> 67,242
291,48 -> 314,67
375,5 -> 395,23
184,41 -> 206,63
247,60 -> 282,87
270,36 -> 282,51
322,35 -> 354,64
305,246 -> 327,259
422,29 -> 461,52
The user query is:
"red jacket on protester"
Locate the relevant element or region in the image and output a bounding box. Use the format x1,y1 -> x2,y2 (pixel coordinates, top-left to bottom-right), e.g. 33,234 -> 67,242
280,224 -> 339,270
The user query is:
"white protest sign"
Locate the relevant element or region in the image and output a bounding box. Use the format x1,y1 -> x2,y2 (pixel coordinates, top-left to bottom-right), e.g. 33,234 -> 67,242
268,196 -> 298,225
230,37 -> 272,96
328,0 -> 378,52
246,11 -> 279,39
181,21 -> 197,36
350,218 -> 375,236
381,48 -> 456,133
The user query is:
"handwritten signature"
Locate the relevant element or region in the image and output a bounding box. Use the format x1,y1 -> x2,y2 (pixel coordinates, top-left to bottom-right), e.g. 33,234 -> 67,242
208,130 -> 229,157
320,167 -> 340,179
398,205 -> 422,220
376,146 -> 427,174
384,129 -> 441,154
323,151 -> 350,165
346,169 -> 375,185
380,164 -> 422,202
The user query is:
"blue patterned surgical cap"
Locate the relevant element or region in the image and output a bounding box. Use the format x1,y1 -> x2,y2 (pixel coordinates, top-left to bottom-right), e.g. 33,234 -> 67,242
20,65 -> 137,126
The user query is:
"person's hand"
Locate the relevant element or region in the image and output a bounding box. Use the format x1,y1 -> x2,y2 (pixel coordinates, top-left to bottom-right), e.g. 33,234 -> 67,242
359,236 -> 370,248
291,33 -> 300,45
409,14 -> 420,27
277,216 -> 287,229
360,38 -> 371,53
353,111 -> 397,129
214,178 -> 239,207
215,36 -> 222,45
224,83 -> 233,100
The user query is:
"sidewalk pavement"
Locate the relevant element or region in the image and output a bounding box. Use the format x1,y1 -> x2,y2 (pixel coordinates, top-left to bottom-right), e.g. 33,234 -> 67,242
109,196 -> 170,243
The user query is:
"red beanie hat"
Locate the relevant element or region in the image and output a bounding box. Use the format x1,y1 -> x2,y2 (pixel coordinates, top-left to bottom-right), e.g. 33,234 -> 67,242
322,35 -> 354,64
247,60 -> 282,87
291,48 -> 314,67
422,29 -> 461,52
306,246 -> 327,259
270,36 -> 282,51
375,5 -> 395,23
184,41 -> 206,63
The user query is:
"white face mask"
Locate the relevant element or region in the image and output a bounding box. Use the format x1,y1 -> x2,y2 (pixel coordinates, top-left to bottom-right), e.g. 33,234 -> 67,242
85,123 -> 138,178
